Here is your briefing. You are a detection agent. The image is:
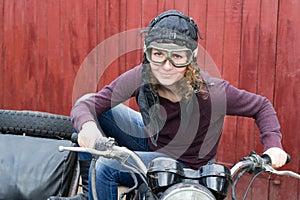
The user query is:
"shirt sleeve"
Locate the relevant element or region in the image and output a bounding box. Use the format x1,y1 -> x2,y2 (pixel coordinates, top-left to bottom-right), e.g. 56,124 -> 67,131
70,65 -> 143,131
224,81 -> 283,150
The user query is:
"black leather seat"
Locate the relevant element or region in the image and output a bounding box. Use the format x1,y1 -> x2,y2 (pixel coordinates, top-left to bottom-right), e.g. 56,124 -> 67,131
0,134 -> 78,200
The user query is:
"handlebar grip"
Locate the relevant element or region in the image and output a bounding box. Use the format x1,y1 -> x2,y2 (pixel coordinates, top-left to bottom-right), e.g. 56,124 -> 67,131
261,154 -> 272,164
261,153 -> 291,165
286,154 -> 291,164
94,137 -> 116,151
94,137 -> 108,151
71,132 -> 78,143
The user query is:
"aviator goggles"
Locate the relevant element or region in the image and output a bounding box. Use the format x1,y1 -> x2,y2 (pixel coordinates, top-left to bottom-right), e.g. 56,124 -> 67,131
145,43 -> 194,68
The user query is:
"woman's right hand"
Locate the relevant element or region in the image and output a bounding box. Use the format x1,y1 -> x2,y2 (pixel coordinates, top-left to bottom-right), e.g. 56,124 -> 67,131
78,121 -> 102,148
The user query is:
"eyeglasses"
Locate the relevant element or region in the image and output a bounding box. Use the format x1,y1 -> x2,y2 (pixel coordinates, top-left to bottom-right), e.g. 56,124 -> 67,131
145,44 -> 193,68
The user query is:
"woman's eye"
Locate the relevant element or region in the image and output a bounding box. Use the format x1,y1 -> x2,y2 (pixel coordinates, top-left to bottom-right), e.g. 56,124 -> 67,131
153,51 -> 164,57
153,52 -> 164,58
172,54 -> 183,59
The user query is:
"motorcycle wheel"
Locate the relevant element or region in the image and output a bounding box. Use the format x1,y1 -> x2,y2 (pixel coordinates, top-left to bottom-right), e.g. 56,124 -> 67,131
0,110 -> 74,140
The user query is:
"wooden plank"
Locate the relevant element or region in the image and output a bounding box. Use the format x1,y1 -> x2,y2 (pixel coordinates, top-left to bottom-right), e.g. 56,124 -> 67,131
125,0 -> 142,69
142,0 -> 158,28
36,0 -> 50,112
236,0 -> 260,158
104,0 -> 121,82
238,0 -> 260,93
60,0 -> 97,113
174,0 -> 188,14
46,0 -> 62,114
188,0 -> 207,71
22,0 -> 38,111
235,1 -> 261,198
255,0 -> 279,155
2,0 -> 17,109
250,176 -> 269,199
125,0 -> 143,110
3,0 -> 47,112
60,0 -> 75,112
221,0 -> 242,87
157,0 -> 174,13
119,0 -> 127,72
69,0 -> 99,105
204,0 -> 225,75
4,0 -> 39,111
217,0 -> 242,165
0,0 -> 3,108
96,0 -> 107,90
269,176 -> 299,200
271,0 -> 300,198
256,1 -> 278,102
97,0 -> 122,90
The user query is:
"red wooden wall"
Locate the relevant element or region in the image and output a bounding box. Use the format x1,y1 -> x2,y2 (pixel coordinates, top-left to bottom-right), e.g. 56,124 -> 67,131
0,0 -> 299,199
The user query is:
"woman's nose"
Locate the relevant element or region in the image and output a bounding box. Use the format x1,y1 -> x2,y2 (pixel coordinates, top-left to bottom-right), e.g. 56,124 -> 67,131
162,60 -> 173,70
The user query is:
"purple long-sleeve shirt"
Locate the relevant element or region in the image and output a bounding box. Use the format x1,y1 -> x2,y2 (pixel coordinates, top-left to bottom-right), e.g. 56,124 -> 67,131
71,64 -> 282,169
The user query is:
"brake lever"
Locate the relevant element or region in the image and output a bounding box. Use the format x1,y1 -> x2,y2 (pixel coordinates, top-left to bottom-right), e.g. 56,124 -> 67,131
264,165 -> 300,179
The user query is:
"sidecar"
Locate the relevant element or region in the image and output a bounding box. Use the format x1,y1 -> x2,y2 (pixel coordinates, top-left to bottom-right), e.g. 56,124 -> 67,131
0,110 -> 80,200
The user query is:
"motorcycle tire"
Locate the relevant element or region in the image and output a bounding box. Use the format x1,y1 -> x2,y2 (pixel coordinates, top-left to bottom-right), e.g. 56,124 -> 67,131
0,110 -> 74,140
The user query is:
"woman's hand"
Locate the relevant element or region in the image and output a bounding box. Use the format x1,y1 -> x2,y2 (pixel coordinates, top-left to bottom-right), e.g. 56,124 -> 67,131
78,121 -> 102,148
263,147 -> 288,168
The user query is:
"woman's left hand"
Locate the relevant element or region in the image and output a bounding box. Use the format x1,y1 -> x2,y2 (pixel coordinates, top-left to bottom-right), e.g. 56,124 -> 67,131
263,147 -> 288,168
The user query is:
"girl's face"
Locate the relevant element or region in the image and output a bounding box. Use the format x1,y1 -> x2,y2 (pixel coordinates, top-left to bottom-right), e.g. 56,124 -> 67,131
150,59 -> 186,86
148,45 -> 188,86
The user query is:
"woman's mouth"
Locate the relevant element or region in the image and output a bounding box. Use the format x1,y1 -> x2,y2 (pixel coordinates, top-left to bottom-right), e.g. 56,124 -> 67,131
160,73 -> 173,78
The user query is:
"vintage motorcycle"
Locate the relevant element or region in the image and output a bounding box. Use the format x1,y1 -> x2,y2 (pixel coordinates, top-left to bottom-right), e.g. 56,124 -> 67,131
60,137 -> 300,200
1,110 -> 299,200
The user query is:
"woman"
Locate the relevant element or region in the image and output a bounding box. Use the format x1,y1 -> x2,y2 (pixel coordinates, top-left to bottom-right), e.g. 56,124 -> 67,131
71,10 -> 288,199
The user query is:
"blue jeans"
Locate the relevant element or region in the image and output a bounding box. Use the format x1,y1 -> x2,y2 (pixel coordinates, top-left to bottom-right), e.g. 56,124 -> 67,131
88,104 -> 171,200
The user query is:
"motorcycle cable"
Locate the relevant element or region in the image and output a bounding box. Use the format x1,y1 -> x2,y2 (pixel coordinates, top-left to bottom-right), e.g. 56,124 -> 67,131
231,168 -> 247,200
91,157 -> 99,200
242,170 -> 264,200
118,164 -> 139,200
90,154 -> 145,200
120,156 -> 148,183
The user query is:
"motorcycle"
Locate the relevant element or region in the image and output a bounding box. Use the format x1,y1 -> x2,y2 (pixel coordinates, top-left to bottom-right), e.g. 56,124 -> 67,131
59,137 -> 300,200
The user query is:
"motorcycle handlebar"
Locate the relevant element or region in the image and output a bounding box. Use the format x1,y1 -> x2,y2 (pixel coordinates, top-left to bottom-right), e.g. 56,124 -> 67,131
94,137 -> 117,151
70,132 -> 78,143
71,132 -> 291,166
231,151 -> 291,177
261,153 -> 291,165
64,136 -> 298,181
60,137 -> 148,175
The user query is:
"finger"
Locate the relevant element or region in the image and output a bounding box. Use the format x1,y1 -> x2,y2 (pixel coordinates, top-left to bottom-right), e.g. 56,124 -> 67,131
272,155 -> 286,168
77,136 -> 83,147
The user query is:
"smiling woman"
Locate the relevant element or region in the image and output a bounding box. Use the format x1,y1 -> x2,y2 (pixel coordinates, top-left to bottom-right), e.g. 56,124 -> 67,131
0,0 -> 298,199
67,9 -> 289,200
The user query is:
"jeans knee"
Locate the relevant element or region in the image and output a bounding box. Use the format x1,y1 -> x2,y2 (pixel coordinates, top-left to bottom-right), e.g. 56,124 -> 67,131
96,158 -> 123,180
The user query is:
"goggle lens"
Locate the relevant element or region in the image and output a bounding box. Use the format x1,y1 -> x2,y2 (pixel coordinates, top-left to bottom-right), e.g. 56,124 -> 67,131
145,46 -> 193,67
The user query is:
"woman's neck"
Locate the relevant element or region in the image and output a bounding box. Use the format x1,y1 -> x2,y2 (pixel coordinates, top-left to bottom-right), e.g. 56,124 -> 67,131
157,86 -> 182,103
